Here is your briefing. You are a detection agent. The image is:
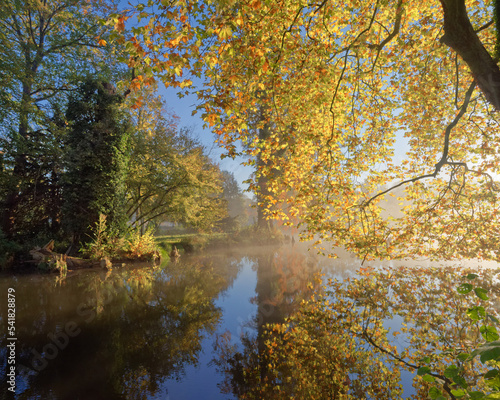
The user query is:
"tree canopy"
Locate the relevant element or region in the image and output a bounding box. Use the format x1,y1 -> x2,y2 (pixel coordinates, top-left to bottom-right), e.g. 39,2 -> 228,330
115,0 -> 500,261
0,0 -> 121,240
0,0 -> 230,252
125,84 -> 227,232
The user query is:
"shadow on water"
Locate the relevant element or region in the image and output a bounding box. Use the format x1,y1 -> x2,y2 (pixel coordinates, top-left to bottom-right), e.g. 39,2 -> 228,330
1,244 -> 499,399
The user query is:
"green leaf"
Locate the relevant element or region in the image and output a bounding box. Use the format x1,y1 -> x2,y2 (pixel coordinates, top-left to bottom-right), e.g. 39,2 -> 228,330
479,346 -> 500,363
466,273 -> 479,280
429,387 -> 443,399
422,374 -> 435,383
474,287 -> 489,301
418,366 -> 431,376
457,283 -> 473,294
480,325 -> 500,342
444,364 -> 459,378
457,353 -> 470,361
484,369 -> 499,379
484,393 -> 500,399
453,374 -> 468,389
467,391 -> 485,400
451,389 -> 467,398
473,341 -> 500,363
467,306 -> 486,321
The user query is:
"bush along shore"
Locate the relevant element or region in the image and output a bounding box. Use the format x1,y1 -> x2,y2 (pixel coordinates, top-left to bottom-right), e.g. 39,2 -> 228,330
10,220 -> 290,274
22,215 -> 161,274
28,237 -> 160,274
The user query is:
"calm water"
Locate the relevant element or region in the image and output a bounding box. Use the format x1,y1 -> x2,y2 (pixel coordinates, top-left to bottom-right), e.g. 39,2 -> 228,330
1,244 -> 498,399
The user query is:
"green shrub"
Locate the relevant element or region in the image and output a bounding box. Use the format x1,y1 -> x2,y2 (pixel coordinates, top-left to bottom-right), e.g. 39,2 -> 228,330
0,229 -> 21,268
80,214 -> 122,260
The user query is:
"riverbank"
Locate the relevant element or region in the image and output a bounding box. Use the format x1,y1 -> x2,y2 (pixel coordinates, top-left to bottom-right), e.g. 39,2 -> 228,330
155,225 -> 290,255
1,225 -> 290,273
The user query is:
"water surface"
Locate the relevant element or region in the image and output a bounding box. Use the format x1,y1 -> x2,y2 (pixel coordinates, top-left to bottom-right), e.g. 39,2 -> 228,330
1,245 -> 498,399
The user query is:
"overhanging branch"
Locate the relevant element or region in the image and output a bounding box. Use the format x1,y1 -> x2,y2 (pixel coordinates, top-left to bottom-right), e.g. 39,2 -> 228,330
361,329 -> 457,400
362,80 -> 476,208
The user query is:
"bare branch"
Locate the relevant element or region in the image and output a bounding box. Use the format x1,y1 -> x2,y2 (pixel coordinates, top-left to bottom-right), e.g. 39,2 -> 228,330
435,80 -> 476,170
474,19 -> 494,34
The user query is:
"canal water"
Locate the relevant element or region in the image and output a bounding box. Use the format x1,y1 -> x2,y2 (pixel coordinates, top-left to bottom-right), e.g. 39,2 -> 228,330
1,244 -> 498,399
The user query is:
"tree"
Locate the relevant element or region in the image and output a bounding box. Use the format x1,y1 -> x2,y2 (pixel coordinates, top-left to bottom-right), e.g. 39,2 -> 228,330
125,85 -> 227,232
221,170 -> 241,201
217,170 -> 253,231
0,0 -> 120,240
116,0 -> 500,261
214,265 -> 500,399
63,78 -> 131,246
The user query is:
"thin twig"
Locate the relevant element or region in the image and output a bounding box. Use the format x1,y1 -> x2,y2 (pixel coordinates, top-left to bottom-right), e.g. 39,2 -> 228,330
363,80 -> 476,208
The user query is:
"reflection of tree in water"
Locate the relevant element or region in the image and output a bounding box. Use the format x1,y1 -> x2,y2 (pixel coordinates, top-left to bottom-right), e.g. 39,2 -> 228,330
214,264 -> 500,399
0,254 -> 241,400
213,246 -> 323,397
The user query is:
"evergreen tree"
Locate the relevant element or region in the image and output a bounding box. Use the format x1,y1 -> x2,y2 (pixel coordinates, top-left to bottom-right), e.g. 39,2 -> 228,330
0,0 -> 121,241
63,78 -> 131,246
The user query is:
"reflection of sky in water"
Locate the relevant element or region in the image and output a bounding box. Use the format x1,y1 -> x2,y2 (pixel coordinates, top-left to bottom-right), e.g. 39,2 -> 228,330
2,247 -> 498,399
162,249 -> 425,399
216,258 -> 259,340
162,257 -> 257,400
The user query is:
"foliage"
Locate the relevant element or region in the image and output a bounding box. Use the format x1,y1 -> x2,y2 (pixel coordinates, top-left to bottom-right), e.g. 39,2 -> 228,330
222,170 -> 241,200
0,115 -> 66,240
115,0 -> 500,261
423,273 -> 500,400
0,0 -> 226,249
125,85 -> 227,232
0,0 -> 121,240
247,298 -> 403,399
82,214 -> 160,261
217,170 -> 251,231
0,228 -> 21,268
125,227 -> 158,260
81,214 -> 123,260
214,265 -> 500,398
63,77 -> 131,246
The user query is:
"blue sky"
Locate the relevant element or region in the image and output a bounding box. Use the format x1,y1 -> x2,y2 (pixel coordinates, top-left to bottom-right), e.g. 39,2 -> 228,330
118,0 -> 253,191
161,84 -> 254,192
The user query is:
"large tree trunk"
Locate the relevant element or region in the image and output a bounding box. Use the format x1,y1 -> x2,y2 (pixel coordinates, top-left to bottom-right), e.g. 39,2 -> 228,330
439,0 -> 500,110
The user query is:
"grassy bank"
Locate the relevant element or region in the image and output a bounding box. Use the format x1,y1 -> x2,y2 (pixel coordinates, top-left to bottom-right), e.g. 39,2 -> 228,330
155,225 -> 287,255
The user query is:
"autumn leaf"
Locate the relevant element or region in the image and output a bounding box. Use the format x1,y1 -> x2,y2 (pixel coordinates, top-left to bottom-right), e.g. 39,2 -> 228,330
115,0 -> 500,261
